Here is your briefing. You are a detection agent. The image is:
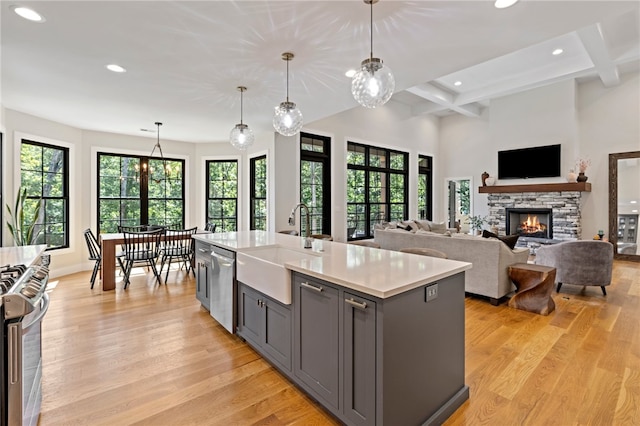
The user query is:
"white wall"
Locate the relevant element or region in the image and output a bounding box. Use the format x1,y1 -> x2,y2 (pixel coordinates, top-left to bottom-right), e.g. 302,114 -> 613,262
305,99 -> 440,241
578,72 -> 640,236
2,70 -> 638,276
439,72 -> 640,238
3,109 -> 200,277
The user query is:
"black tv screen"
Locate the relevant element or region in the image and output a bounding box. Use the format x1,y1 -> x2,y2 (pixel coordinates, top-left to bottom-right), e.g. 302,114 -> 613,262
498,144 -> 561,179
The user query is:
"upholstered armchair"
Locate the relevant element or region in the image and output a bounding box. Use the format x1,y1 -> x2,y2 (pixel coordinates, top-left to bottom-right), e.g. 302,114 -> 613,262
535,240 -> 613,295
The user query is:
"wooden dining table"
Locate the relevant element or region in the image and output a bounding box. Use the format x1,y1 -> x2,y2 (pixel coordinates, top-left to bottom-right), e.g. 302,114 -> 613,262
99,230 -> 208,291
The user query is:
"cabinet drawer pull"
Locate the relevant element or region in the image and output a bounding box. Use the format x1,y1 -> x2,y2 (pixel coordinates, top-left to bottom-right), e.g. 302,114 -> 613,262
345,298 -> 367,310
301,282 -> 323,292
198,248 -> 207,253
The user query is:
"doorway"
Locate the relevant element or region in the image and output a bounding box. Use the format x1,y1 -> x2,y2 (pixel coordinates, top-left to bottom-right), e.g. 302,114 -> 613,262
444,177 -> 472,233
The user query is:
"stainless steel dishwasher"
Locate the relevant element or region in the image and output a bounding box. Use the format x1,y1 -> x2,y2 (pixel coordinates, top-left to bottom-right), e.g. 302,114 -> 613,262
209,246 -> 235,333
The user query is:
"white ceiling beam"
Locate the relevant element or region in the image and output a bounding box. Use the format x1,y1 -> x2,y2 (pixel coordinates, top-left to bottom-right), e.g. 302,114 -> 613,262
410,102 -> 449,116
577,23 -> 620,87
407,84 -> 481,117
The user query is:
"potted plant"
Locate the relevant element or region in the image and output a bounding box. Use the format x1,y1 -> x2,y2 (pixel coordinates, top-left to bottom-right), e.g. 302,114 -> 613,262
467,215 -> 487,235
5,187 -> 43,246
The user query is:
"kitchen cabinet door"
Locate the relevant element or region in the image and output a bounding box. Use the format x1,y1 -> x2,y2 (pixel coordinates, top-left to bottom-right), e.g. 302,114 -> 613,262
194,242 -> 211,310
237,283 -> 262,346
237,283 -> 292,372
343,292 -> 376,426
293,275 -> 340,410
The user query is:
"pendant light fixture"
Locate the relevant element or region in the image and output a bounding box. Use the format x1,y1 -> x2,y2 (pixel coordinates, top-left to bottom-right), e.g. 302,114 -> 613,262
149,122 -> 172,180
351,0 -> 395,108
273,52 -> 303,136
230,86 -> 255,150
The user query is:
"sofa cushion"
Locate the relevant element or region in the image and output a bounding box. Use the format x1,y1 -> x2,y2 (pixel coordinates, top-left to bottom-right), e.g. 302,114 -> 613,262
414,220 -> 432,231
482,230 -> 519,250
428,221 -> 447,233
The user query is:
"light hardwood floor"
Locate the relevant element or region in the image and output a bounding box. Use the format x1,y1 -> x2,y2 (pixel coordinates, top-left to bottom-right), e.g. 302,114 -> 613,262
40,260 -> 640,425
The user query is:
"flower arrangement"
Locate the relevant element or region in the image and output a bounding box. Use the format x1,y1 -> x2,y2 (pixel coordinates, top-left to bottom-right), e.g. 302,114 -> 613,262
576,158 -> 591,173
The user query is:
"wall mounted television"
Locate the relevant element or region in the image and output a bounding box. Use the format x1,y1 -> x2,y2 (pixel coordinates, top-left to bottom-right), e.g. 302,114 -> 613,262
497,144 -> 561,179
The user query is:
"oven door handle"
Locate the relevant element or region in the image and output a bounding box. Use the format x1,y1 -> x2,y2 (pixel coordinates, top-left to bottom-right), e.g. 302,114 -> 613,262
22,292 -> 50,332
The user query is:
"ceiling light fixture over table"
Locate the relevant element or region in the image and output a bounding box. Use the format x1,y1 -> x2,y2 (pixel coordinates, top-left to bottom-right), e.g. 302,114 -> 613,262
148,122 -> 173,181
230,86 -> 255,150
351,0 -> 395,108
273,52 -> 303,137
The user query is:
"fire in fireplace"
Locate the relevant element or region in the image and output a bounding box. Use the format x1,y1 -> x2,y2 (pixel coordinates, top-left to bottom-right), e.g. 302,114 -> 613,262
506,208 -> 553,240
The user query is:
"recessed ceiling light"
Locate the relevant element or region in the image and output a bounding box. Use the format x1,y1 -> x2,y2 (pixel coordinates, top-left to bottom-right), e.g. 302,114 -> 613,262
106,64 -> 126,73
345,69 -> 356,78
11,5 -> 45,22
552,48 -> 564,56
454,81 -> 462,87
632,209 -> 639,213
494,0 -> 519,9
631,200 -> 638,204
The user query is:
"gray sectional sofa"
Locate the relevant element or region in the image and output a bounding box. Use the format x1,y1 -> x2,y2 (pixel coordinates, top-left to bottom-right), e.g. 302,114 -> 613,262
374,225 -> 529,304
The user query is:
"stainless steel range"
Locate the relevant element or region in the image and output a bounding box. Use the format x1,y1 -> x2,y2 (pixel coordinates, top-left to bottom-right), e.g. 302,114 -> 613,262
1,255 -> 50,426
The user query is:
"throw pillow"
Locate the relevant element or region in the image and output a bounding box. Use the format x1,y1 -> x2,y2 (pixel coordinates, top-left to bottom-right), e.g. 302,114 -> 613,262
414,220 -> 432,231
482,230 -> 519,250
428,221 -> 447,233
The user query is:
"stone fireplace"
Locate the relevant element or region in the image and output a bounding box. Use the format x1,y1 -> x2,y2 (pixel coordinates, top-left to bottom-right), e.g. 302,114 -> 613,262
481,182 -> 590,252
506,208 -> 553,240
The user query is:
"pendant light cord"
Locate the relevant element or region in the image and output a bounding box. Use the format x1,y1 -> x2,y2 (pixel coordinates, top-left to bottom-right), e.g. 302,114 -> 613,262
370,0 -> 373,61
240,89 -> 244,125
286,58 -> 290,102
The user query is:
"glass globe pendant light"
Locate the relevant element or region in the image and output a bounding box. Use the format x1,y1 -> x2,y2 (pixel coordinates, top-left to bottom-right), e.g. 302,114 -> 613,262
351,0 -> 395,108
229,86 -> 255,150
273,52 -> 303,136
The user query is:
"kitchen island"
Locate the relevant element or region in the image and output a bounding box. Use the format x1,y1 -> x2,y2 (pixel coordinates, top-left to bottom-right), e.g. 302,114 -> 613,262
193,231 -> 472,426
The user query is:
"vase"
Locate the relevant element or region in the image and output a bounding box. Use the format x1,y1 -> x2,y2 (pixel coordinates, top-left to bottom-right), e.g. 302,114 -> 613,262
481,171 -> 489,186
567,171 -> 577,183
577,172 -> 588,182
485,177 -> 496,186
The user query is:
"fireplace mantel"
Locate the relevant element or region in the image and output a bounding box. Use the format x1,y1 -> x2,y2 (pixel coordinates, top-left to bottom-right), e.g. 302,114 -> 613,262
479,182 -> 591,194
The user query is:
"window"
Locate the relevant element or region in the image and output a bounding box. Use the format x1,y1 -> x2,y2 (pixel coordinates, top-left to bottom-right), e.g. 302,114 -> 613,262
20,139 -> 69,249
206,160 -> 238,232
418,155 -> 433,220
300,133 -> 331,235
98,153 -> 184,233
347,142 -> 408,240
0,132 -> 3,246
250,155 -> 267,230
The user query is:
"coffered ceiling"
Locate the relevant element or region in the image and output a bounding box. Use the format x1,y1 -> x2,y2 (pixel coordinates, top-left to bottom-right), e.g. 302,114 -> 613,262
1,1 -> 638,143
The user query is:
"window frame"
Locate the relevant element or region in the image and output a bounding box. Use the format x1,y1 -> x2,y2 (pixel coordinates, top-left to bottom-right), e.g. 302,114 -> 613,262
418,154 -> 433,220
347,141 -> 408,240
250,155 -> 267,231
205,159 -> 239,232
20,138 -> 70,250
300,132 -> 331,236
0,132 -> 3,246
97,152 -> 185,234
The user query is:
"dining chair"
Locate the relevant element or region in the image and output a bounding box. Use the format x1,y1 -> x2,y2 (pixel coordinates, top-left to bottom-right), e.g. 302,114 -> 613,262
121,228 -> 164,288
83,228 -> 102,289
159,226 -> 198,282
204,222 -> 217,232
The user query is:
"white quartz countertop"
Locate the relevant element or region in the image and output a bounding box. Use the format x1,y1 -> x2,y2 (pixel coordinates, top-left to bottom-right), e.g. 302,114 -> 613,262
193,231 -> 471,299
0,245 -> 47,267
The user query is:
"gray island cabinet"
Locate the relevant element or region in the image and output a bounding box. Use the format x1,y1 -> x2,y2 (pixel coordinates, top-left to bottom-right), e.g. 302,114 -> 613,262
192,231 -> 471,426
236,270 -> 468,426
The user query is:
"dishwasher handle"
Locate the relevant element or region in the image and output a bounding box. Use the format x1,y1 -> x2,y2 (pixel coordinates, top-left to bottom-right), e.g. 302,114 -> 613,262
211,251 -> 235,268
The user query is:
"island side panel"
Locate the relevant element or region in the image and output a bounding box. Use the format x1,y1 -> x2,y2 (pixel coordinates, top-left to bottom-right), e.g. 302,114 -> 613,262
377,272 -> 467,425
